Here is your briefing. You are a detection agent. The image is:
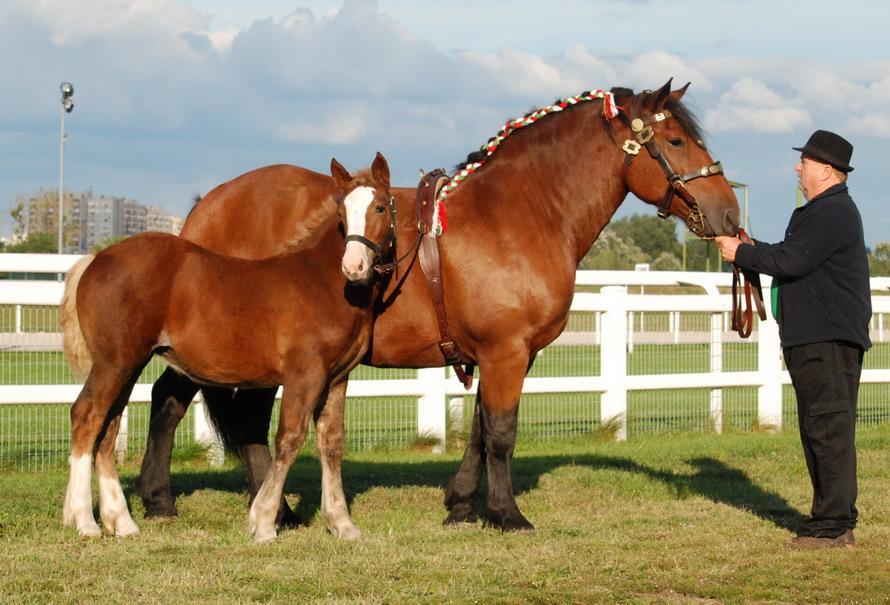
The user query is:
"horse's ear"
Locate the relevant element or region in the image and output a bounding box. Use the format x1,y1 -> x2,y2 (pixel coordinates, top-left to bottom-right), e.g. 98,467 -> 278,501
669,82 -> 691,104
371,151 -> 390,188
648,78 -> 674,110
330,158 -> 352,190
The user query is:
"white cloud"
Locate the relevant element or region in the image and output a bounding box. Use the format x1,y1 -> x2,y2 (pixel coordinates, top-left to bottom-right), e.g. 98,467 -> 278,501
704,79 -> 811,133
275,104 -> 368,144
623,50 -> 713,92
847,114 -> 890,139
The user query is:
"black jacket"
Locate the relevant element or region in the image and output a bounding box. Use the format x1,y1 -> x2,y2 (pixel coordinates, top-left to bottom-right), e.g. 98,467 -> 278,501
734,183 -> 871,350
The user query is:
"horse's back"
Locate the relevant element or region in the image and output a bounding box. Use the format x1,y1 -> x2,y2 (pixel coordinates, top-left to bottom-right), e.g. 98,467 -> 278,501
183,164 -> 338,258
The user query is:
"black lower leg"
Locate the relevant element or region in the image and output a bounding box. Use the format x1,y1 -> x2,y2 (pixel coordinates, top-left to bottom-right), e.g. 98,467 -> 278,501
482,406 -> 533,531
444,394 -> 485,524
229,388 -> 302,528
137,368 -> 198,518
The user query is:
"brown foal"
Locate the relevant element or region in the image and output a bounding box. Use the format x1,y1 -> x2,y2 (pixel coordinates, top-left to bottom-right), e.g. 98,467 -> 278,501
60,154 -> 394,542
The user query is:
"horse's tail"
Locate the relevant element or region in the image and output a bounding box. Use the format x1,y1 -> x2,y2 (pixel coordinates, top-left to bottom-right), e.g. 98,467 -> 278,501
60,255 -> 96,379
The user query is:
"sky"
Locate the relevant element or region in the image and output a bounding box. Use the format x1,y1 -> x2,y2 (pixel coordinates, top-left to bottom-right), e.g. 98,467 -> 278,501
2,0 -> 889,246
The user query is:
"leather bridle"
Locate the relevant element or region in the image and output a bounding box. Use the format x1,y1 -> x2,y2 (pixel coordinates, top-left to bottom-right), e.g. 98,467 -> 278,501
343,193 -> 398,272
616,108 -> 725,239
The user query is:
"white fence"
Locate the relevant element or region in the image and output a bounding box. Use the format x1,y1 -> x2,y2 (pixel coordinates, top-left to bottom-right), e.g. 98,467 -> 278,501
2,253 -> 890,464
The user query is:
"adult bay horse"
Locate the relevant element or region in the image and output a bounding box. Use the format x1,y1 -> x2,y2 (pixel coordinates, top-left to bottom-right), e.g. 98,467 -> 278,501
139,81 -> 741,533
60,154 -> 395,542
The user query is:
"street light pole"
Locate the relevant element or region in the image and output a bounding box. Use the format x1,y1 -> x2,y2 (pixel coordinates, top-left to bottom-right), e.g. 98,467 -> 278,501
58,82 -> 74,254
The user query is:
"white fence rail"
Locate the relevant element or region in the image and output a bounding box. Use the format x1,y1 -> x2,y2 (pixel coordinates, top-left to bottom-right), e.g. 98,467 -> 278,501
2,254 -> 890,463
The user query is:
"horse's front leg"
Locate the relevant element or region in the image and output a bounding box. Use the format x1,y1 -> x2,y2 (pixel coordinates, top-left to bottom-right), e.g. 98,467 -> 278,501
443,390 -> 485,525
137,367 -> 200,518
248,370 -> 324,543
477,348 -> 534,531
314,379 -> 360,540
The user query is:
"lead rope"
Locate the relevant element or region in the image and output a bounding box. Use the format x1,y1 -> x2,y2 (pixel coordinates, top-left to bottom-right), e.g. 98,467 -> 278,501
730,228 -> 766,338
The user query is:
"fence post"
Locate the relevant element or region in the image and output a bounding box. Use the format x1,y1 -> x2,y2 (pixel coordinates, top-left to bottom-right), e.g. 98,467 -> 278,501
114,407 -> 128,463
757,316 -> 783,430
194,395 -> 224,466
15,304 -> 22,333
710,312 -> 723,434
418,367 -> 447,453
600,286 -> 628,440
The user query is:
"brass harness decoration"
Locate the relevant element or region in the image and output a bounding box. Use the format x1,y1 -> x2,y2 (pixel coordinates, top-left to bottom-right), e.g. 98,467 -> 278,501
617,108 -> 725,238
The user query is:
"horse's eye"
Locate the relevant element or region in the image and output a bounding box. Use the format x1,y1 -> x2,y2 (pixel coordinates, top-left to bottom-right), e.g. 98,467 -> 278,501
375,205 -> 386,214
669,138 -> 683,147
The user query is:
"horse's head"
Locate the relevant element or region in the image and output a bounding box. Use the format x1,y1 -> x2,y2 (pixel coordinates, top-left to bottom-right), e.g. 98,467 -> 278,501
331,152 -> 395,283
616,80 -> 740,238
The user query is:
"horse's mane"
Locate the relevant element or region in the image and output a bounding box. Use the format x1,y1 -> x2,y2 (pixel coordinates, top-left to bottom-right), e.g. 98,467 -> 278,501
454,86 -> 706,172
285,167 -> 379,250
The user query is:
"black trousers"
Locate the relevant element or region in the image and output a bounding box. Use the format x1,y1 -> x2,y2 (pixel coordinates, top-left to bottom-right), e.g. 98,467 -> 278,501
784,341 -> 863,538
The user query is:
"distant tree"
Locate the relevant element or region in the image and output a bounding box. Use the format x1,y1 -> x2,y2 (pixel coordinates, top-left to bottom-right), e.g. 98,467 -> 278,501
90,235 -> 129,253
609,215 -> 681,260
682,235 -> 725,272
580,230 -> 647,270
869,242 -> 890,276
4,232 -> 56,253
10,198 -> 25,240
651,251 -> 682,271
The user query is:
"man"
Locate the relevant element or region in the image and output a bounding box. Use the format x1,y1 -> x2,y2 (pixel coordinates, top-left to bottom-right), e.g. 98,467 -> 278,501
715,130 -> 871,550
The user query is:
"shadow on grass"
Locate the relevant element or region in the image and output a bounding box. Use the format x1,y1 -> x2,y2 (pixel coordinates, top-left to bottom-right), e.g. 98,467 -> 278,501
123,451 -> 805,532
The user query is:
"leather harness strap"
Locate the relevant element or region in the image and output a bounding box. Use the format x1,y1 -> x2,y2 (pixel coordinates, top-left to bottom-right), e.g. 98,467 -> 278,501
731,227 -> 767,338
415,170 -> 475,389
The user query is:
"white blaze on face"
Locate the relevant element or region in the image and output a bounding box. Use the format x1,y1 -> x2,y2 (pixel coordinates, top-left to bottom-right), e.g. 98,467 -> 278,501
341,186 -> 376,281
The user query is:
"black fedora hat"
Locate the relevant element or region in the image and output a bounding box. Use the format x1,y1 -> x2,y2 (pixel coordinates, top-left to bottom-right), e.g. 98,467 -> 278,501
793,129 -> 854,172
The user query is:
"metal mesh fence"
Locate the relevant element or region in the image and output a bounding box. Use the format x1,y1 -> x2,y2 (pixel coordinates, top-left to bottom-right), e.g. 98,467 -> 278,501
2,303 -> 889,471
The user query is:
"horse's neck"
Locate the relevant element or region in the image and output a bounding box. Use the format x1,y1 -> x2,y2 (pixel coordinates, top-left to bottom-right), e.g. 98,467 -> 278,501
449,105 -> 628,265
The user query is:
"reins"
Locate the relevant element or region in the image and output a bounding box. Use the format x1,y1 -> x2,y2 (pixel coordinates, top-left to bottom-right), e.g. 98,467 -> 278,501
730,228 -> 767,338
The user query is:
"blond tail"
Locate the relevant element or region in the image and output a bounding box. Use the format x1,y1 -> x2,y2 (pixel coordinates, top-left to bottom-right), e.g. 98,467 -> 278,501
60,255 -> 96,379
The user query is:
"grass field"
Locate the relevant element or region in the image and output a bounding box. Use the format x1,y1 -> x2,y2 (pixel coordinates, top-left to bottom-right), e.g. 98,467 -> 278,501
1,426 -> 889,603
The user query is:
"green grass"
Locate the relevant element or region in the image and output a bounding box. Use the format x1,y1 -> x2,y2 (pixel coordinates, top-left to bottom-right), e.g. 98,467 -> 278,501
1,426 -> 889,603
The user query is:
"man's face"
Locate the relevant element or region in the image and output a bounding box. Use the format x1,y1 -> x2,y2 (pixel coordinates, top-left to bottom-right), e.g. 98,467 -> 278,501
795,155 -> 830,201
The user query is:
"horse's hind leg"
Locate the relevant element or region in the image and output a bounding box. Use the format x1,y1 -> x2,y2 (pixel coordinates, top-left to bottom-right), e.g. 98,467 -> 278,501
248,370 -> 324,543
64,365 -> 137,537
444,390 -> 485,525
137,367 -> 199,518
314,379 -> 360,540
94,370 -> 143,536
94,418 -> 138,536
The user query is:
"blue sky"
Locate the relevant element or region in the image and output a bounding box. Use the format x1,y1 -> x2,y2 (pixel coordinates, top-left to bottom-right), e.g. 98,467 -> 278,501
2,0 -> 889,246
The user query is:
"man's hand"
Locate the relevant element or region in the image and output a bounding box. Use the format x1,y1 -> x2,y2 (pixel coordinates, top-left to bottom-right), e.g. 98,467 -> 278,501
714,235 -> 741,263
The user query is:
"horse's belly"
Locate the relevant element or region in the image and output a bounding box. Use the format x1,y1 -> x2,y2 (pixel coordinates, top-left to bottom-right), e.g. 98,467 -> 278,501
157,348 -> 283,388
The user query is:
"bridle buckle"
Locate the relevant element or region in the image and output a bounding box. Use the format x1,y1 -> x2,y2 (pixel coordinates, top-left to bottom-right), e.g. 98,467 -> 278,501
622,139 -> 641,155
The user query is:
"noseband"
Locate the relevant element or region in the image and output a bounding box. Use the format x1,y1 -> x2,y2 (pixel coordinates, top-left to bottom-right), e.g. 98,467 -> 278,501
617,108 -> 725,239
343,194 -> 398,271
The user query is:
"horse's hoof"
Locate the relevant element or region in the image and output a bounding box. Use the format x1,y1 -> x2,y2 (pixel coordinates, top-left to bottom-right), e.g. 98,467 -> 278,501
443,503 -> 476,525
252,527 -> 277,544
484,510 -> 535,532
329,523 -> 362,541
143,503 -> 178,519
76,521 -> 102,538
113,517 -> 141,537
443,512 -> 478,526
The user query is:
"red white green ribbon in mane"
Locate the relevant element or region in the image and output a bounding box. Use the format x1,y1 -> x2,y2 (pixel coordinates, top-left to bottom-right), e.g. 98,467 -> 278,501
431,88 -> 619,236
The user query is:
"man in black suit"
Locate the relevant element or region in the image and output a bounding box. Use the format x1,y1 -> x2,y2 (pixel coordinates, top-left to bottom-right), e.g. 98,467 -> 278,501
716,130 -> 871,549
